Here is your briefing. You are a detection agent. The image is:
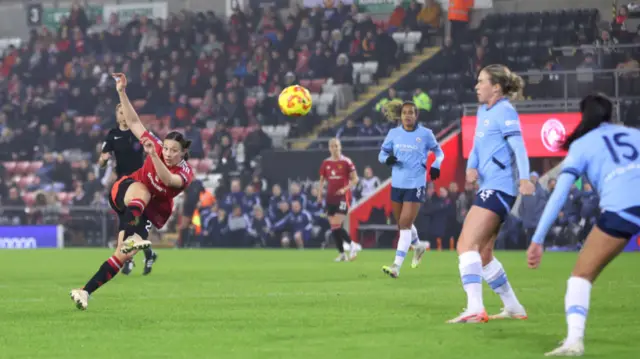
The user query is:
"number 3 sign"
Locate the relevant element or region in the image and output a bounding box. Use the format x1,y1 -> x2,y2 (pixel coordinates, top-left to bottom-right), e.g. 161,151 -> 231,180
26,3 -> 43,27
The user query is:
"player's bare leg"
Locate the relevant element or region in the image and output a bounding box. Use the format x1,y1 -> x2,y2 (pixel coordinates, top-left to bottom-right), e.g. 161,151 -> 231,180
293,232 -> 304,250
281,235 -> 291,248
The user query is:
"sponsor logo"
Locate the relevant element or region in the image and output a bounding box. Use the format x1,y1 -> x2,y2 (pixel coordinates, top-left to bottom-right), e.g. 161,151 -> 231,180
147,173 -> 166,192
0,237 -> 37,249
540,118 -> 567,152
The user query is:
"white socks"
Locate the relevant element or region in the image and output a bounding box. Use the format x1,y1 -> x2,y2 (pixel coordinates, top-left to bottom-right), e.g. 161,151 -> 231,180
565,276 -> 592,343
410,225 -> 419,245
393,229 -> 412,267
482,257 -> 523,310
459,251 -> 484,313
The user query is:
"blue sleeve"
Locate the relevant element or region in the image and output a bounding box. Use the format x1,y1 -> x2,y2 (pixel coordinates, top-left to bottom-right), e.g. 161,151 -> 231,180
304,211 -> 313,231
531,173 -> 575,245
274,213 -> 291,230
506,135 -> 530,180
559,143 -> 587,178
467,142 -> 479,169
247,218 -> 257,236
498,106 -> 523,138
428,132 -> 444,169
378,130 -> 393,164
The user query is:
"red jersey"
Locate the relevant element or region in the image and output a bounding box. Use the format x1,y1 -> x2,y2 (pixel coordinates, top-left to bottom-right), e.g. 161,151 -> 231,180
319,155 -> 356,205
129,131 -> 195,228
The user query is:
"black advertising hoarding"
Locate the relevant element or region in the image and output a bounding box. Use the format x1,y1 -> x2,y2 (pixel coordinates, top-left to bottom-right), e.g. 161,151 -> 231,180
260,148 -> 390,186
249,0 -> 290,10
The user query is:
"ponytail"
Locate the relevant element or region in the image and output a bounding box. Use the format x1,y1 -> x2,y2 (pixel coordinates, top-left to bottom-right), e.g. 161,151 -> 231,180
562,93 -> 613,151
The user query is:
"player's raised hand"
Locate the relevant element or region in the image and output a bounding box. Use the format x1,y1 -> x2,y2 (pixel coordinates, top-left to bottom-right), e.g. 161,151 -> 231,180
519,179 -> 535,196
526,242 -> 543,269
466,168 -> 478,183
112,73 -> 128,92
141,137 -> 156,156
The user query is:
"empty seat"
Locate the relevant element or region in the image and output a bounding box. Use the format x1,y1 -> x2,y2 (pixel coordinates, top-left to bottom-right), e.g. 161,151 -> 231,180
197,159 -> 214,173
15,161 -> 31,175
3,161 -> 17,174
189,97 -> 203,108
201,128 -> 215,143
28,161 -> 43,174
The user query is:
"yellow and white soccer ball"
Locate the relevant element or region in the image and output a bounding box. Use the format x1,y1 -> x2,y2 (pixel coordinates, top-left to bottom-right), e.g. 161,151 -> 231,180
278,85 -> 312,116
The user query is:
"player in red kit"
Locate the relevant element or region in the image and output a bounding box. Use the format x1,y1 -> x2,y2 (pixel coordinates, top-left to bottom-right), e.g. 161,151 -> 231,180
317,138 -> 361,262
70,73 -> 194,310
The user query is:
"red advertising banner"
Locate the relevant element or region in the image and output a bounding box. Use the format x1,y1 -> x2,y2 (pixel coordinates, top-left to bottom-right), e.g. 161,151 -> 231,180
461,113 -> 582,158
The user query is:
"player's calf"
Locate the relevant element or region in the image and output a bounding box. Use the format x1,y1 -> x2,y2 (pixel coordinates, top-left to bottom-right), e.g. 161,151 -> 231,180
293,232 -> 304,249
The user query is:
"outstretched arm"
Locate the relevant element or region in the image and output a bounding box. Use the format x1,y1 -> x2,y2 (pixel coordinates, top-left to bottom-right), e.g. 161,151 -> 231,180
530,173 -> 574,245
113,73 -> 147,140
142,138 -> 187,189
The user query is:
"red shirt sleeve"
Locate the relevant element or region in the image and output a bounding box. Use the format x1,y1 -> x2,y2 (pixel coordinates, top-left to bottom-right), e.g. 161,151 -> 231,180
141,131 -> 163,157
177,162 -> 194,189
319,160 -> 326,178
346,157 -> 356,173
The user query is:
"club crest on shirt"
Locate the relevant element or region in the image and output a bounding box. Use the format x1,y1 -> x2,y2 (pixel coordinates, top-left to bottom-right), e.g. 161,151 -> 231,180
483,119 -> 489,126
415,137 -> 422,143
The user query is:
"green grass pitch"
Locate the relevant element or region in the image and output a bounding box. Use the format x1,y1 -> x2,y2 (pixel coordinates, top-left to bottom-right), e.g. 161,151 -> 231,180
0,249 -> 638,359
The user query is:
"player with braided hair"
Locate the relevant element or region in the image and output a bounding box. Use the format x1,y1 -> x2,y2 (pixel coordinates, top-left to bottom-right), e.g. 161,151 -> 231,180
379,100 -> 444,278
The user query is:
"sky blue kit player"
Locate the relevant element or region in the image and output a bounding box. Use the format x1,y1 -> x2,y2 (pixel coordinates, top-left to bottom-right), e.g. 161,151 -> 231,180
467,97 -> 531,219
449,65 -> 534,324
378,120 -> 444,202
378,100 -> 444,278
527,94 -> 640,356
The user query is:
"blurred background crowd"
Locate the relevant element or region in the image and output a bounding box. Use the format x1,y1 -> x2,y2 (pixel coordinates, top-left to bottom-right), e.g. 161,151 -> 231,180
1,0 -> 638,250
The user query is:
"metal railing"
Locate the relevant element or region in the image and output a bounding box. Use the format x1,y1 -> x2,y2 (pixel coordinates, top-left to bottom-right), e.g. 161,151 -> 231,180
551,43 -> 640,52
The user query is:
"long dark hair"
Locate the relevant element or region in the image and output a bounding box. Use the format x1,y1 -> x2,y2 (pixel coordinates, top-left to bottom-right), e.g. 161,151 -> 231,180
165,131 -> 192,160
562,93 -> 613,151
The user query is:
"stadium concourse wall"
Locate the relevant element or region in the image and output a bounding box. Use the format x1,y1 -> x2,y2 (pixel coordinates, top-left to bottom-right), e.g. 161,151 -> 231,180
346,128 -> 464,241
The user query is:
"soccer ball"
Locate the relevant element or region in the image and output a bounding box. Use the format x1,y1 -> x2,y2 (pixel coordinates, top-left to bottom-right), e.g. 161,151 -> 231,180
278,85 -> 312,116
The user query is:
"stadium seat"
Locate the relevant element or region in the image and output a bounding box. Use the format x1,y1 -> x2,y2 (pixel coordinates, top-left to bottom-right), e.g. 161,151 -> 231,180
189,97 -> 203,109
15,161 -> 31,175
404,32 -> 422,54
188,159 -> 200,169
230,127 -> 245,143
133,99 -> 146,110
197,158 -> 214,173
22,192 -> 36,206
299,79 -> 311,89
310,79 -> 327,94
244,97 -> 257,110
201,128 -> 215,143
28,161 -> 43,174
3,161 -> 17,174
140,114 -> 156,125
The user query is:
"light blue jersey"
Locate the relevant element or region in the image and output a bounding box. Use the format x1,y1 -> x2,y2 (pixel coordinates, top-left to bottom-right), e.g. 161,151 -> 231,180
532,124 -> 640,244
467,98 -> 530,196
378,124 -> 444,189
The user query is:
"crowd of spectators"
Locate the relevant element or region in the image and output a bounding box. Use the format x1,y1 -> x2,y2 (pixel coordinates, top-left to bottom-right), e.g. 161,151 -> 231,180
181,165 -> 383,248
0,0 -> 408,233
